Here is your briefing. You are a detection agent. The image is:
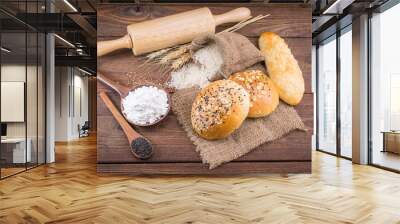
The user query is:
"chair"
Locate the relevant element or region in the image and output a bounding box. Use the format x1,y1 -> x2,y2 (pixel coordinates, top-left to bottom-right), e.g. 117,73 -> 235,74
79,121 -> 90,138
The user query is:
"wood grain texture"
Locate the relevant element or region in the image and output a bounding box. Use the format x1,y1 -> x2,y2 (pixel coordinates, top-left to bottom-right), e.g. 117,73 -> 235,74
97,91 -> 312,163
88,77 -> 97,132
98,162 -> 311,174
97,4 -> 311,38
120,7 -> 250,55
97,37 -> 312,93
97,3 -> 312,174
1,136 -> 400,223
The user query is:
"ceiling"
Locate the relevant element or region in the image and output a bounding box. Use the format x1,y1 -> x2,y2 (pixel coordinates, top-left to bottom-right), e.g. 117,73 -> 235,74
311,0 -> 391,44
0,0 -> 96,14
0,0 -> 97,73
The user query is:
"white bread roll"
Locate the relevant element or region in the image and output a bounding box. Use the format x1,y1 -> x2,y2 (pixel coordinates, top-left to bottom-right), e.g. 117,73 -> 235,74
259,32 -> 304,106
229,70 -> 279,118
191,80 -> 250,140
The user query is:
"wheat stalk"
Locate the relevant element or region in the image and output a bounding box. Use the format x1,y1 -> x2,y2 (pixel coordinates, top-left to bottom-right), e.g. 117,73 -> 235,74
159,44 -> 191,65
219,14 -> 270,33
146,47 -> 172,61
171,52 -> 192,70
143,14 -> 270,72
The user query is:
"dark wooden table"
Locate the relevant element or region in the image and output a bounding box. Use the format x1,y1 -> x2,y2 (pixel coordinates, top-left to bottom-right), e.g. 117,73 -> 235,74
97,3 -> 313,174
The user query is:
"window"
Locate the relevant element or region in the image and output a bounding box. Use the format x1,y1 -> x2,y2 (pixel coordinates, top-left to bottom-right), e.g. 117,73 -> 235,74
340,28 -> 352,158
390,75 -> 400,130
0,1 -> 47,179
316,25 -> 353,159
317,36 -> 337,154
370,3 -> 400,171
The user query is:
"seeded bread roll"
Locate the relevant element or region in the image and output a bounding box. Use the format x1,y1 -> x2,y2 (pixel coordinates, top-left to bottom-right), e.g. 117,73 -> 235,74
259,32 -> 304,106
229,70 -> 279,118
191,80 -> 250,140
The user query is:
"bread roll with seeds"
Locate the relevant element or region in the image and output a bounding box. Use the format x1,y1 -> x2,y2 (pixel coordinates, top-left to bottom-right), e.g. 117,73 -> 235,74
229,70 -> 279,118
259,32 -> 304,105
191,80 -> 250,140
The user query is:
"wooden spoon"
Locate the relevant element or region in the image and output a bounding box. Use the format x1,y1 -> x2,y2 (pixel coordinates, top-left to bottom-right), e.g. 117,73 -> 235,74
99,91 -> 153,160
97,72 -> 170,126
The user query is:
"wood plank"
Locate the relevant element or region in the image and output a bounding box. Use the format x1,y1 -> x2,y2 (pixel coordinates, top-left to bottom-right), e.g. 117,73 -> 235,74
97,161 -> 311,175
97,84 -> 313,128
97,122 -> 311,163
97,3 -> 313,173
97,4 -> 311,38
97,37 -> 312,94
97,90 -> 313,163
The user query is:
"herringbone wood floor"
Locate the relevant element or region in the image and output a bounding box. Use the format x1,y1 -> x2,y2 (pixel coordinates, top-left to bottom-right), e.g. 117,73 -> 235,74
1,135 -> 400,224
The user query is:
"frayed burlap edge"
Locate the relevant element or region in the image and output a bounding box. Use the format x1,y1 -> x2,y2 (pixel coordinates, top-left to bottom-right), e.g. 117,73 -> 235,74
171,87 -> 306,169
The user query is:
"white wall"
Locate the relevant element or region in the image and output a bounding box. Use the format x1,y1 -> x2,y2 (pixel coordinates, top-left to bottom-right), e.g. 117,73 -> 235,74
1,65 -> 26,137
1,63 -> 46,164
1,65 -> 38,138
72,73 -> 89,138
54,67 -> 89,141
55,66 -> 69,141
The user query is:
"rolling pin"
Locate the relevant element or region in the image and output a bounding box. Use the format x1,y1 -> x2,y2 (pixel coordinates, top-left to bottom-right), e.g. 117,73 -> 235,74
97,7 -> 251,57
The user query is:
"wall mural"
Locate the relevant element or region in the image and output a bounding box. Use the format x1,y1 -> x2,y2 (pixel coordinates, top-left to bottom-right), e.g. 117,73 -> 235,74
97,3 -> 312,174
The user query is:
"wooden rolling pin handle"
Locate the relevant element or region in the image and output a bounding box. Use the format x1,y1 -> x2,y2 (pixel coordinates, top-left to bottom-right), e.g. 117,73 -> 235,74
213,7 -> 251,26
97,35 -> 133,57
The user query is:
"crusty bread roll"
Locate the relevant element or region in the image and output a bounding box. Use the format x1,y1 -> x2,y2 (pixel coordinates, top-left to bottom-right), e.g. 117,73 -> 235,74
191,80 -> 250,140
229,70 -> 279,118
259,32 -> 304,106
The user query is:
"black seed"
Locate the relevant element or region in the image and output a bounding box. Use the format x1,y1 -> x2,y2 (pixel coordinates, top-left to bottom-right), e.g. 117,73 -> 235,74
131,137 -> 153,159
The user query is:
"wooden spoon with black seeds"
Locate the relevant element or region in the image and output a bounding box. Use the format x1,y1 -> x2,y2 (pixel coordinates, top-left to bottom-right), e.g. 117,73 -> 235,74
99,91 -> 153,160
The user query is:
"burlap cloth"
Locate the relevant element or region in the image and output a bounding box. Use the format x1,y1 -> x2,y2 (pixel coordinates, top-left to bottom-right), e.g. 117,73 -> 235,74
191,32 -> 264,80
172,33 -> 306,169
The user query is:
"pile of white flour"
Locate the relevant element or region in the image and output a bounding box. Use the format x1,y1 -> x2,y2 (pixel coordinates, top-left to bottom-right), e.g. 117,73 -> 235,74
169,44 -> 223,89
122,86 -> 169,125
